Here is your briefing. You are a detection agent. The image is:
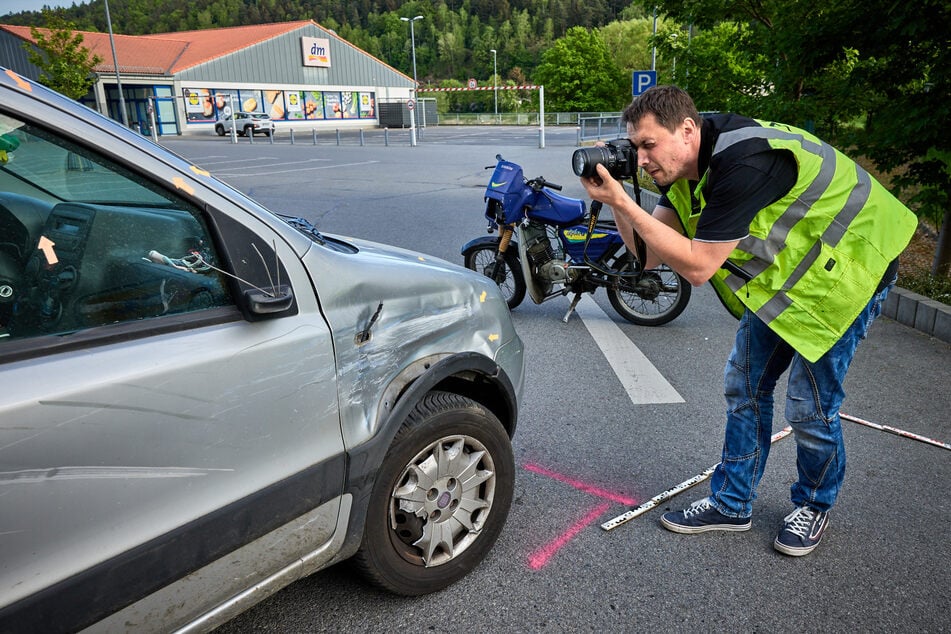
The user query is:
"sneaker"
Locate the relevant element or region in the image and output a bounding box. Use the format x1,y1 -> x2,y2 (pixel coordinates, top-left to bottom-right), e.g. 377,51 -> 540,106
660,498 -> 752,534
774,506 -> 829,556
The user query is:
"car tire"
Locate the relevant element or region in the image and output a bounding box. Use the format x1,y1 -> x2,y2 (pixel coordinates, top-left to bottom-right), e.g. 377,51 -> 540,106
243,125 -> 254,137
214,125 -> 225,136
354,391 -> 514,596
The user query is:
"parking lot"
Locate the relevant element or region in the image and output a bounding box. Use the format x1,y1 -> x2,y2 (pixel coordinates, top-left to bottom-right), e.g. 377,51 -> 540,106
162,129 -> 951,632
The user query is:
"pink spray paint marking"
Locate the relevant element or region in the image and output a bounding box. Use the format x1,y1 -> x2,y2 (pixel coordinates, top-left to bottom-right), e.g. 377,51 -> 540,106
522,462 -> 637,569
527,502 -> 612,570
522,462 -> 636,506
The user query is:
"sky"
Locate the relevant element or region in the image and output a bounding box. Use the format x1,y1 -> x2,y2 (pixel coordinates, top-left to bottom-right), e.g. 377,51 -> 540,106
2,0 -> 83,16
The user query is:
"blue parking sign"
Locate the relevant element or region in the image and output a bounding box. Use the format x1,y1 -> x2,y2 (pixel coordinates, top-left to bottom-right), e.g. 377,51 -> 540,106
632,71 -> 657,96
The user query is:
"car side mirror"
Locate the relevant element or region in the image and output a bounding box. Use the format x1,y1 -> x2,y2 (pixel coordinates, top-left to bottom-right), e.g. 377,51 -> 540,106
244,285 -> 294,315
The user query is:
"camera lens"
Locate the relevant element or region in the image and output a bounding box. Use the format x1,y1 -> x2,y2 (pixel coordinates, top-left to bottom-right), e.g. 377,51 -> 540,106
572,146 -> 612,178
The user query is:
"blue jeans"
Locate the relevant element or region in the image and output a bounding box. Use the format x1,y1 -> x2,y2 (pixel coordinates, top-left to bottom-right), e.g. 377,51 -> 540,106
709,283 -> 893,517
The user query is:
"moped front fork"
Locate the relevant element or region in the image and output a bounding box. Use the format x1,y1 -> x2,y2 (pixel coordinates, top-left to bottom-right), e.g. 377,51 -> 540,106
486,224 -> 516,285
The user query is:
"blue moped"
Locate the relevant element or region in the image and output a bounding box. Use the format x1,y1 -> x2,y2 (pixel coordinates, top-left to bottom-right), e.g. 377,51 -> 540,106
462,155 -> 690,325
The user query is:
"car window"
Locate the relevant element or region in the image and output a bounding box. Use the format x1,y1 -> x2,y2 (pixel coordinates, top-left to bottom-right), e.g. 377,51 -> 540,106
0,113 -> 232,342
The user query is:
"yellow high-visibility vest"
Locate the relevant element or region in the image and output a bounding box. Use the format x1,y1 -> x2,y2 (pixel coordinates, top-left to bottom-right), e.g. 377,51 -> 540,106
666,119 -> 917,362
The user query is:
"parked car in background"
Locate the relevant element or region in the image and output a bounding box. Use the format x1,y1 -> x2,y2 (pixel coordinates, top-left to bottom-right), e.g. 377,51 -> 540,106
0,67 -> 523,633
214,110 -> 275,137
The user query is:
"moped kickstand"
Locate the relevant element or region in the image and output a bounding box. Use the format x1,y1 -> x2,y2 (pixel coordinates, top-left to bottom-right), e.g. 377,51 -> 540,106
562,292 -> 584,323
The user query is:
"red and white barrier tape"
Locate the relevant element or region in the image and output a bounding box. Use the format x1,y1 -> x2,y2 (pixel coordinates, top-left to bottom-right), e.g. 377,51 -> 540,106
602,412 -> 949,532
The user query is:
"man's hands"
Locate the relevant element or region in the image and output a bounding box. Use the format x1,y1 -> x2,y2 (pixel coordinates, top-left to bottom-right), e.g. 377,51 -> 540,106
578,163 -> 739,287
580,163 -> 630,210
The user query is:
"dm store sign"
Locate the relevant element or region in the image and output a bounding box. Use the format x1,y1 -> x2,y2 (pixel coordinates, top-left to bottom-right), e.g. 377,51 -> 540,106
301,37 -> 331,68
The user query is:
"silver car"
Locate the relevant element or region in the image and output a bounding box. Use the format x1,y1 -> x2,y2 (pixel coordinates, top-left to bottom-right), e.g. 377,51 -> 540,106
0,68 -> 523,632
214,111 -> 275,137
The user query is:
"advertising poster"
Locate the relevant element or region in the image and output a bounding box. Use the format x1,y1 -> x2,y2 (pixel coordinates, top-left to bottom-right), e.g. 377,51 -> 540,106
340,92 -> 359,119
213,91 -> 238,119
264,90 -> 285,119
304,91 -> 324,119
286,91 -> 304,120
184,88 -> 213,121
359,92 -> 375,118
324,92 -> 343,119
239,90 -> 264,114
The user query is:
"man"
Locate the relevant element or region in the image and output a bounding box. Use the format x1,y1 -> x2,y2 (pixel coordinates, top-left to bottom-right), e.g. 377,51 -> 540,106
580,85 -> 917,556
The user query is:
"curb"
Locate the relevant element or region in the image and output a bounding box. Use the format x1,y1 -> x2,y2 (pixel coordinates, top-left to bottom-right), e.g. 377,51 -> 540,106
883,286 -> 951,344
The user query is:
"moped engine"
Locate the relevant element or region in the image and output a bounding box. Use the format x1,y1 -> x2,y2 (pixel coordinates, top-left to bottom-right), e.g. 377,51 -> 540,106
523,223 -> 570,283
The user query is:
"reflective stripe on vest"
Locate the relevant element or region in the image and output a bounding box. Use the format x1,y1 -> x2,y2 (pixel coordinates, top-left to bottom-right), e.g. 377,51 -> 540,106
667,120 -> 917,361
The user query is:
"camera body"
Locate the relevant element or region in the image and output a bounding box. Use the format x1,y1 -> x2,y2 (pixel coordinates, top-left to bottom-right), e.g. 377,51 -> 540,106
571,138 -> 638,180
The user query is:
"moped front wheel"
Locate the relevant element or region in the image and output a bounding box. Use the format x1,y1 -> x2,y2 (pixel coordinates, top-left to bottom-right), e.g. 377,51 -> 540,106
605,251 -> 691,326
464,245 -> 526,310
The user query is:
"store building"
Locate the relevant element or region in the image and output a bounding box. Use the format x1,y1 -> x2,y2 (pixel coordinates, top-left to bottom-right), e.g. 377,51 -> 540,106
0,20 -> 414,136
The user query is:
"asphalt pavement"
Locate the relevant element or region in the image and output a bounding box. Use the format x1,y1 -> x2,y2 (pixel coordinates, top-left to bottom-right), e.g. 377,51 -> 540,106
161,127 -> 951,633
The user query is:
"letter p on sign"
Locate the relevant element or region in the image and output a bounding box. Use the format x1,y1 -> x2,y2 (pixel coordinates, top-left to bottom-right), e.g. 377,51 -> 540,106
632,71 -> 657,96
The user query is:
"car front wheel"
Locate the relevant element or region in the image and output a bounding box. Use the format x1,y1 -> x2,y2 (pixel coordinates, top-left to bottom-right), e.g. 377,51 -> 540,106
354,391 -> 514,595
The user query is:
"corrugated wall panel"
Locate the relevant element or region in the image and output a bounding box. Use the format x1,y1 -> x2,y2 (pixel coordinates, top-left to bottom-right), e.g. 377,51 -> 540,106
176,24 -> 411,90
0,31 -> 41,80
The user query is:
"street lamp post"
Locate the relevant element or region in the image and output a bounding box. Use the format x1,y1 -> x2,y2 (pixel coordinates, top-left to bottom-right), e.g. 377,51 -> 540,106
490,48 -> 497,121
103,0 -> 129,128
400,15 -> 423,147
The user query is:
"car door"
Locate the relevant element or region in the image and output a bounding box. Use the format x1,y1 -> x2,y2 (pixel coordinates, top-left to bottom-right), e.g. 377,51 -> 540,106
0,97 -> 345,629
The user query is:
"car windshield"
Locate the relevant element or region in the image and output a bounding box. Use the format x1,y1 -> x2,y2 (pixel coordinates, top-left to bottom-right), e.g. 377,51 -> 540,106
0,114 -> 174,206
249,113 -> 268,120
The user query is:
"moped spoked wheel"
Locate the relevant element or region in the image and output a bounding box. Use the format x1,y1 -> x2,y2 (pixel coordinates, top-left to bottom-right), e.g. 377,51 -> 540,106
464,245 -> 526,309
605,251 -> 691,326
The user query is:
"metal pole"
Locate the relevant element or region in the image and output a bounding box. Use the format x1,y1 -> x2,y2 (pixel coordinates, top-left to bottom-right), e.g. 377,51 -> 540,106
539,87 -> 546,148
148,96 -> 157,143
103,0 -> 128,127
401,15 -> 423,147
651,6 -> 658,71
490,49 -> 497,121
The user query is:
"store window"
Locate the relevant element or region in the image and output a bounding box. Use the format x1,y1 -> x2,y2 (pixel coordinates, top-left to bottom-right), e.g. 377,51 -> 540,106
285,91 -> 305,120
304,91 -> 325,120
183,88 -> 215,121
324,92 -> 343,119
359,92 -> 376,119
237,90 -> 264,115
184,88 -> 378,123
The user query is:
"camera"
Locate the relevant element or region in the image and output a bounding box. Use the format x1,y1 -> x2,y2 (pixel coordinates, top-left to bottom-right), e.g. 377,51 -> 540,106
571,138 -> 638,180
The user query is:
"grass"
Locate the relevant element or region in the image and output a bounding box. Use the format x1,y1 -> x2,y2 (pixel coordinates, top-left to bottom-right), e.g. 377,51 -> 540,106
899,266 -> 951,305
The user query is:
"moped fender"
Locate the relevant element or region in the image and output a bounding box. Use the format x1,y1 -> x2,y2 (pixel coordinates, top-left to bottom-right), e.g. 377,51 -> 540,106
460,235 -> 519,257
515,225 -> 548,305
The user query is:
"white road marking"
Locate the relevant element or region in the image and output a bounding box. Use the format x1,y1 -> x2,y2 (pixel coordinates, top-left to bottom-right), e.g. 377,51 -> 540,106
215,160 -> 379,177
574,294 -> 684,405
214,159 -> 379,177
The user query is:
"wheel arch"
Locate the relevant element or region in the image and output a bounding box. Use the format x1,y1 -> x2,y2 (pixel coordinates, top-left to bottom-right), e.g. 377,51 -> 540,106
334,351 -> 518,562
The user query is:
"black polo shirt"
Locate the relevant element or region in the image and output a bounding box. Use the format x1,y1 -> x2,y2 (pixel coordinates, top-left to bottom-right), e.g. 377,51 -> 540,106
657,114 -> 798,243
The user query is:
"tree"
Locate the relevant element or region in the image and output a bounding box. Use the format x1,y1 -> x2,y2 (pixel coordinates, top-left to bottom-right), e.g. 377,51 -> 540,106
533,26 -> 628,112
24,9 -> 102,100
643,0 -> 951,276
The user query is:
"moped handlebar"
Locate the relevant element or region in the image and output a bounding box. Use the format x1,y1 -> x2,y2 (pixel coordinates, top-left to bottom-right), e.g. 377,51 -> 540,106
529,177 -> 562,192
